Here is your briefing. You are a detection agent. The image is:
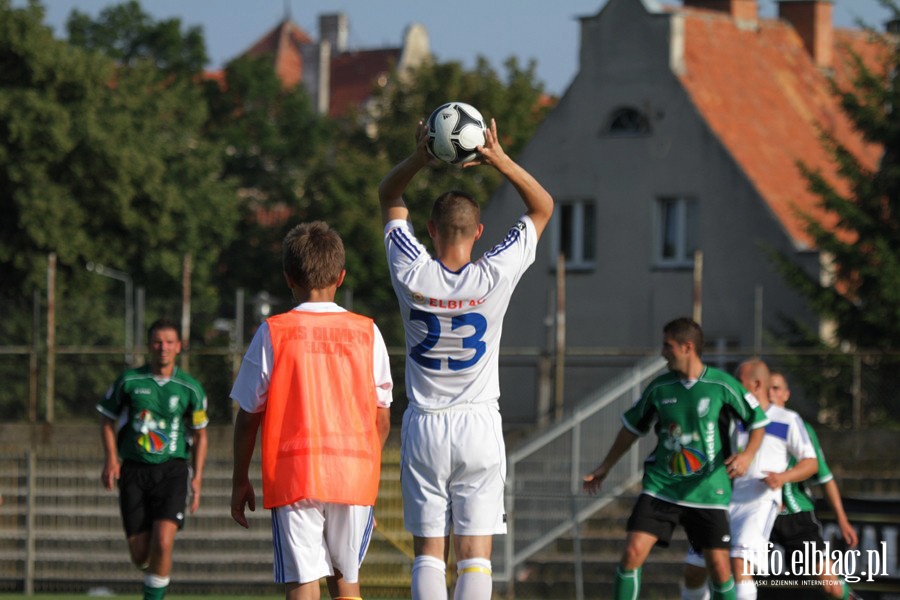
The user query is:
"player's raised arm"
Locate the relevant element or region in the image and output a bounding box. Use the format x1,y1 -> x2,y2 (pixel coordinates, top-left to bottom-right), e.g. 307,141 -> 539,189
468,118 -> 554,239
378,120 -> 431,226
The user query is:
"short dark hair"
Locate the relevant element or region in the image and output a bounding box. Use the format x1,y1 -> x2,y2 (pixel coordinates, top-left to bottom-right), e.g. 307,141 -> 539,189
282,221 -> 345,290
148,318 -> 180,341
431,190 -> 480,239
663,317 -> 704,356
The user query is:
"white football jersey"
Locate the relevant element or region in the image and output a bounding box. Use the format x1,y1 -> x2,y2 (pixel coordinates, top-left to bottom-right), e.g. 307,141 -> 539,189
384,216 -> 537,411
731,403 -> 816,504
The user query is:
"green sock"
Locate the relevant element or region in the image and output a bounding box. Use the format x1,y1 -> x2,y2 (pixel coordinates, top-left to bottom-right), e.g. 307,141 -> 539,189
711,576 -> 736,600
142,573 -> 169,600
614,566 -> 641,600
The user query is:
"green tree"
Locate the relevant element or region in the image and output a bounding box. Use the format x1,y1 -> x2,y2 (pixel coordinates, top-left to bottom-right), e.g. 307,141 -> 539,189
66,0 -> 207,75
771,3 -> 900,426
203,54 -> 332,310
0,0 -> 237,420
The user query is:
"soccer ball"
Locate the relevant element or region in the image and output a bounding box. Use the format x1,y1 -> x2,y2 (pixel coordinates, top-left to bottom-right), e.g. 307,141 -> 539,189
426,102 -> 487,165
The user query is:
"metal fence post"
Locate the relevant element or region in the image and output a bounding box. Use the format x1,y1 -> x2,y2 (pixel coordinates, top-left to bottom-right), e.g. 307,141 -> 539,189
25,449 -> 36,595
852,353 -> 862,430
570,418 -> 584,600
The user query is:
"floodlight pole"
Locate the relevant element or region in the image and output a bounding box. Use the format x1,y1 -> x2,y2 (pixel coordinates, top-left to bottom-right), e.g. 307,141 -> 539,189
86,262 -> 134,365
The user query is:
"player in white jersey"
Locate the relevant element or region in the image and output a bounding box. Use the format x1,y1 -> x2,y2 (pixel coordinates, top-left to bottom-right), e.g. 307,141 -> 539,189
682,359 -> 818,600
379,118 -> 553,600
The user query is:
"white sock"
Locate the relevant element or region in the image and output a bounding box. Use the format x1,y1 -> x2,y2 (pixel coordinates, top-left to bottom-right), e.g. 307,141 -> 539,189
735,579 -> 757,600
412,555 -> 447,600
682,582 -> 711,600
453,558 -> 492,600
143,573 -> 170,588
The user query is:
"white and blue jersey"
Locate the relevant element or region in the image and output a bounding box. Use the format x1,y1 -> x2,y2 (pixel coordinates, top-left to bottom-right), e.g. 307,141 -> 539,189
731,403 -> 816,505
384,216 -> 537,411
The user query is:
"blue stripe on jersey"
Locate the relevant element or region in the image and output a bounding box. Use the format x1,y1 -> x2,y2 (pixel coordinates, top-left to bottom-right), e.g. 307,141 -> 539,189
271,509 -> 283,582
358,506 -> 375,564
389,227 -> 421,262
484,224 -> 522,258
764,421 -> 789,440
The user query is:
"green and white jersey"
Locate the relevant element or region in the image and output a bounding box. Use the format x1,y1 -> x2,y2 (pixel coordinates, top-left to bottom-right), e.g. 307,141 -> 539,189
97,365 -> 209,464
781,421 -> 832,514
623,365 -> 769,509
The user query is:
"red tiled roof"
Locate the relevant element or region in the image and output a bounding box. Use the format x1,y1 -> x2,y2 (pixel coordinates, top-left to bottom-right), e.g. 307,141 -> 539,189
243,19 -> 313,88
328,48 -> 401,118
676,8 -> 885,249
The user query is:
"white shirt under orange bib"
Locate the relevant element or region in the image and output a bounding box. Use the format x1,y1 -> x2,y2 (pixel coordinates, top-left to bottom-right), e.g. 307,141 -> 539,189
231,303 -> 393,508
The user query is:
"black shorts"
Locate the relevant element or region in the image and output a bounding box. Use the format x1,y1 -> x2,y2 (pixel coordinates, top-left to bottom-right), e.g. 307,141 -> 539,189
627,493 -> 731,549
770,511 -> 824,556
118,459 -> 189,537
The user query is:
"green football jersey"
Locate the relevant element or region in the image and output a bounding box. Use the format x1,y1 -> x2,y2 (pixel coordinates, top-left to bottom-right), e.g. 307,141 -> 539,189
97,365 -> 209,464
623,365 -> 769,509
781,421 -> 831,514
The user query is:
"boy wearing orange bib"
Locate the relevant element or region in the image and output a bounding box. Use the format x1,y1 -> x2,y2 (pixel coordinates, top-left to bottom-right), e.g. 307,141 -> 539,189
230,221 -> 393,600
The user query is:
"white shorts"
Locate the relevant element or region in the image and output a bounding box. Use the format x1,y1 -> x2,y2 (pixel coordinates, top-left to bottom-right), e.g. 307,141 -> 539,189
685,545 -> 706,568
271,499 -> 374,585
400,404 -> 507,538
729,498 -> 780,569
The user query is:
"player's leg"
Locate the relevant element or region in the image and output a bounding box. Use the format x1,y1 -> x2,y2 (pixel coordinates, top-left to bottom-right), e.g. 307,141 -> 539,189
325,570 -> 361,600
614,494 -> 680,599
274,501 -> 334,600
141,460 -> 191,600
119,462 -> 152,568
682,506 -> 734,600
401,409 -> 453,600
139,519 -> 178,599
412,536 -> 450,600
448,406 -> 506,600
324,503 -> 375,599
683,546 -> 711,600
452,534 -> 493,600
285,581 -> 321,600
729,499 -> 780,600
780,512 -> 857,599
705,549 -> 736,600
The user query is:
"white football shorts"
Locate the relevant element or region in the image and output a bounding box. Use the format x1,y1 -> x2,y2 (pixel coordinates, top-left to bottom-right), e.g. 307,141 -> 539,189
271,499 -> 374,584
400,403 -> 507,538
729,498 -> 780,570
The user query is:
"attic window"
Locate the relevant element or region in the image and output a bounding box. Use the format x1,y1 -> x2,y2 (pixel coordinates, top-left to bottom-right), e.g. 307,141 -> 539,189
604,107 -> 650,136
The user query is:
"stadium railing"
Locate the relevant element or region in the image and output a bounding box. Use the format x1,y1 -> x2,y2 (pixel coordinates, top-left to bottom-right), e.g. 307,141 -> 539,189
494,356 -> 667,588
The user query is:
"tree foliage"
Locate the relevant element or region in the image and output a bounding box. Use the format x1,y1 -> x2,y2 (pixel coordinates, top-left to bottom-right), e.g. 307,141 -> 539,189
203,54 -> 331,306
0,0 -> 237,419
0,0 -> 552,421
773,7 -> 900,351
770,1 -> 900,427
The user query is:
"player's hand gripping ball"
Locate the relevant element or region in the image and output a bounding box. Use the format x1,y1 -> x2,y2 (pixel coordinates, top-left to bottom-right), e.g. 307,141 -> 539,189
425,102 -> 487,165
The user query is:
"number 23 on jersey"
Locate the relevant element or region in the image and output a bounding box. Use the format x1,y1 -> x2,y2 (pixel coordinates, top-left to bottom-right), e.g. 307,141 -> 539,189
408,309 -> 487,371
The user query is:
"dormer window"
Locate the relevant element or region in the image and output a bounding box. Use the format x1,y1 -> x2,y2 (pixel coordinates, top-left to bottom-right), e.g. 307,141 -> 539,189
604,107 -> 650,136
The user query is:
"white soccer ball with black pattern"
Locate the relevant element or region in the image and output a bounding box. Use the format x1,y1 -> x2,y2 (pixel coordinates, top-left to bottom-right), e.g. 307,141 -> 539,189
426,102 -> 487,165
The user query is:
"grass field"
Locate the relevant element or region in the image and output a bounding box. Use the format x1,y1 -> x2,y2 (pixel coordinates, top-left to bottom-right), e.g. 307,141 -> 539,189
0,597 -> 278,600
0,596 -> 405,600
0,595 -> 407,600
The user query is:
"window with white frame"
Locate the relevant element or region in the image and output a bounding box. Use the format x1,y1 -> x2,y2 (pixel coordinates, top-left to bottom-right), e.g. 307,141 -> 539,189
655,196 -> 698,267
555,200 -> 596,270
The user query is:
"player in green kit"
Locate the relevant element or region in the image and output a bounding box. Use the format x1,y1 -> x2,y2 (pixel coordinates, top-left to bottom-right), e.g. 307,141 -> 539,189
98,318 -> 209,600
584,318 -> 768,600
769,372 -> 860,599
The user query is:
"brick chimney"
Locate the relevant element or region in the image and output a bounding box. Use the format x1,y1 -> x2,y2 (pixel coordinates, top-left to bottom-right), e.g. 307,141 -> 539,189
319,13 -> 348,54
683,0 -> 758,23
777,0 -> 833,69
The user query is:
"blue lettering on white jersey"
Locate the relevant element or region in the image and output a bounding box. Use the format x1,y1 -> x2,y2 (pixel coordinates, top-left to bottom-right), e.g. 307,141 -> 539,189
384,216 -> 537,410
